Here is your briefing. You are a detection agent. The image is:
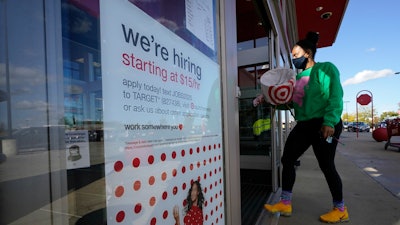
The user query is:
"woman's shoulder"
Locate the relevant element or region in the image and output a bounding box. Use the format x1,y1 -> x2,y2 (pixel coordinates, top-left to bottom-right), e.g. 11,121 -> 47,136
316,62 -> 339,72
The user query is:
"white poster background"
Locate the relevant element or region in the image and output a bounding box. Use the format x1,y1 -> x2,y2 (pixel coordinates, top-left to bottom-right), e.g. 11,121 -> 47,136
100,1 -> 224,224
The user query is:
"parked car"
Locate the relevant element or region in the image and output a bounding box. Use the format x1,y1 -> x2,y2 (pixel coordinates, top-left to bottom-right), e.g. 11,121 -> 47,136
375,121 -> 387,129
347,122 -> 370,132
343,121 -> 350,131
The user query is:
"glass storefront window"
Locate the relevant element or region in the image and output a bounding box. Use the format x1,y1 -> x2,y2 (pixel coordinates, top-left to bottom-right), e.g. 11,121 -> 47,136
255,37 -> 268,47
1,0 -> 223,224
0,1 -> 9,140
100,0 -> 223,224
237,35 -> 272,224
0,1 -> 66,224
237,40 -> 254,51
0,0 -> 106,224
238,37 -> 268,51
61,1 -> 106,224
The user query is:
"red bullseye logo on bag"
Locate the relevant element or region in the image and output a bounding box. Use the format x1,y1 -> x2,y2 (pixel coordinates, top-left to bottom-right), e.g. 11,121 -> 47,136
267,79 -> 295,105
260,68 -> 296,106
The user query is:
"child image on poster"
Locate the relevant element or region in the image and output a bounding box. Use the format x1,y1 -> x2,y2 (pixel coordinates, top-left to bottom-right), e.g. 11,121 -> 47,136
173,180 -> 204,225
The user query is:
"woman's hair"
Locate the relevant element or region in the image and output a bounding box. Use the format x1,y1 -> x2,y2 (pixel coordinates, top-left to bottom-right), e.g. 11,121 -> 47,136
185,180 -> 205,212
296,31 -> 319,58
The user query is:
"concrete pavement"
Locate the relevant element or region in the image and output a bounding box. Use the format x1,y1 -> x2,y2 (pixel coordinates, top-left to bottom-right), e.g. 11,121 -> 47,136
259,131 -> 400,225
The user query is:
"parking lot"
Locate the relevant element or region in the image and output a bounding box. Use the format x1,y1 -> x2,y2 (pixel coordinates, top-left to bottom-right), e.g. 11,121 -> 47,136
338,131 -> 400,199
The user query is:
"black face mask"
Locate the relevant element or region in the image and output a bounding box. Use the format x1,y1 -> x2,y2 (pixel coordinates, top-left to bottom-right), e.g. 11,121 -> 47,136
292,56 -> 308,69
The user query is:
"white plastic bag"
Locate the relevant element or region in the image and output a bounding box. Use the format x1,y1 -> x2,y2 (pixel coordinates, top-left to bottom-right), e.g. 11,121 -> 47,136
260,68 -> 296,105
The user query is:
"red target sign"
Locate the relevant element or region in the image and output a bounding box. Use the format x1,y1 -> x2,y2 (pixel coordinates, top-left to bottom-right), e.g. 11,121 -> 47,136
357,94 -> 371,106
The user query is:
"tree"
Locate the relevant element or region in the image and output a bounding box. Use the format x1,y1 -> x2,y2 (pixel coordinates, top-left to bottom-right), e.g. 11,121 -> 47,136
342,113 -> 355,122
356,106 -> 378,125
380,111 -> 399,121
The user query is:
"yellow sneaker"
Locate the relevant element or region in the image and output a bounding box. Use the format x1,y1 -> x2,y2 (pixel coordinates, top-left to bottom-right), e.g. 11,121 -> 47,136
320,207 -> 349,223
264,201 -> 292,216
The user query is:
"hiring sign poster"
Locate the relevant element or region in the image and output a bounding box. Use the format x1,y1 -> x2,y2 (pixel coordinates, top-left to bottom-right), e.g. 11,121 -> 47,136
100,1 -> 224,224
185,0 -> 215,51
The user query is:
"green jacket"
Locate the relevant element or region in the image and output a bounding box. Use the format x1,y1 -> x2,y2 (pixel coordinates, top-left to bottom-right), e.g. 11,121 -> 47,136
292,62 -> 343,127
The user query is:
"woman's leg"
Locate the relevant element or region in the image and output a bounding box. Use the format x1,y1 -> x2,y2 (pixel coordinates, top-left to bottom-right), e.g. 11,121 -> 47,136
264,119 -> 321,216
312,120 -> 344,203
281,120 -> 320,191
264,119 -> 322,216
315,121 -> 350,223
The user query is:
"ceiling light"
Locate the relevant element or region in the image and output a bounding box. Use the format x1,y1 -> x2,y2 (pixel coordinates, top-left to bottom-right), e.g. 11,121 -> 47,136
321,12 -> 332,20
316,6 -> 323,11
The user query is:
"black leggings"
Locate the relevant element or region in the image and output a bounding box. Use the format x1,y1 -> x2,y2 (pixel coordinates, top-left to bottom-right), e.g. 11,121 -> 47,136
281,118 -> 343,202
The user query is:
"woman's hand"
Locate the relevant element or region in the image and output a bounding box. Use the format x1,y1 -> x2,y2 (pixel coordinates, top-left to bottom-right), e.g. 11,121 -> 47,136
321,125 -> 334,139
253,94 -> 264,107
173,205 -> 180,225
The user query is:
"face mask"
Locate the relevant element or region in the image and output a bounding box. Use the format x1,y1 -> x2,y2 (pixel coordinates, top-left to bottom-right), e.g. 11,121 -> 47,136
292,56 -> 307,69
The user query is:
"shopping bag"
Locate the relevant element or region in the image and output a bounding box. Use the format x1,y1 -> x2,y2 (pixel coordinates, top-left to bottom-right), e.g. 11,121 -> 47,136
260,68 -> 296,105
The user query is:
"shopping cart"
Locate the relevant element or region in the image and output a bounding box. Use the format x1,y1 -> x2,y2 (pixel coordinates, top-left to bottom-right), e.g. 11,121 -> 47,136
384,117 -> 400,152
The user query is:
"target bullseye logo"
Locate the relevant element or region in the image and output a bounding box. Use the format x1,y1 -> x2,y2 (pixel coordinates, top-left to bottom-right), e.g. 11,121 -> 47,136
260,68 -> 296,106
267,79 -> 294,105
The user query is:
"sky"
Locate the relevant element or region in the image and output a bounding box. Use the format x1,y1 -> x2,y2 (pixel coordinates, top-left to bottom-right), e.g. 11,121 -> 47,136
316,0 -> 400,117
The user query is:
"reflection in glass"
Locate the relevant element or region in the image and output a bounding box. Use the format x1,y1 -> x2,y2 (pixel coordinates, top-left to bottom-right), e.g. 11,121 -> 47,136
0,1 -> 54,224
62,0 -> 106,224
0,0 -> 106,224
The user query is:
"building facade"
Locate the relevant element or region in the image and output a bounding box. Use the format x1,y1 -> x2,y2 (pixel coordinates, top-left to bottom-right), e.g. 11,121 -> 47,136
0,0 -> 347,224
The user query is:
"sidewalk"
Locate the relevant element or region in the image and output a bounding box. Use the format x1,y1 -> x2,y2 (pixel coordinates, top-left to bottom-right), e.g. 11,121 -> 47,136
260,131 -> 400,225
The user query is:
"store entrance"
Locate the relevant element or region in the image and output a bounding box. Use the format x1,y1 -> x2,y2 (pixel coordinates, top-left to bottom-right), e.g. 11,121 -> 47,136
235,4 -> 275,224
237,40 -> 272,225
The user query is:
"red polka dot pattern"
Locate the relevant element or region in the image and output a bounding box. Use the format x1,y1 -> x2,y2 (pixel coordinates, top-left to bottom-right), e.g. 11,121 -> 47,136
115,186 -> 124,197
107,141 -> 224,224
116,211 -> 125,223
114,161 -> 123,172
134,203 -> 142,213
